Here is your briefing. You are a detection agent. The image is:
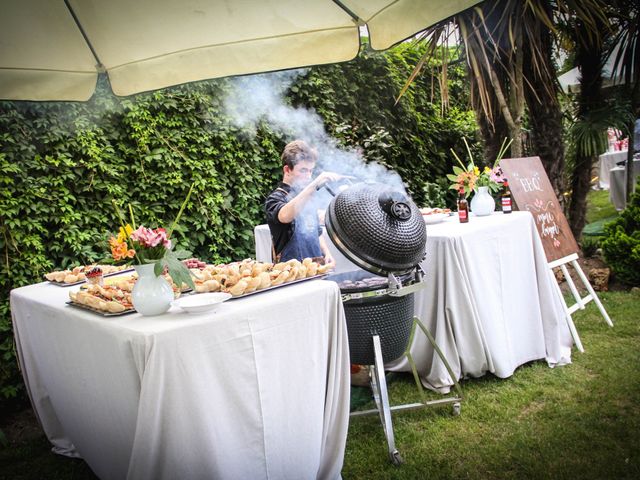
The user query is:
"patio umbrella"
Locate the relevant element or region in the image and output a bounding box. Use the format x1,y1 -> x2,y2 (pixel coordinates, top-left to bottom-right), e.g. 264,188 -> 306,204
0,0 -> 481,101
558,43 -> 626,94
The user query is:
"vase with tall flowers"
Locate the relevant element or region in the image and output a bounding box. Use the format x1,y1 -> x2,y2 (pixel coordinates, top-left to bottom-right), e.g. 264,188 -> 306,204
447,138 -> 512,216
108,184 -> 196,315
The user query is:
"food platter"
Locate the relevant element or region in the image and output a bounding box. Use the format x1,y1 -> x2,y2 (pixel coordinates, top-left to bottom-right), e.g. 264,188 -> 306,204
224,274 -> 327,300
65,301 -> 136,317
46,268 -> 135,287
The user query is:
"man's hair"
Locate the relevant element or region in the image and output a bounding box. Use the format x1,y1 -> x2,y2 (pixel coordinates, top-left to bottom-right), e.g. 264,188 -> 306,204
281,140 -> 318,169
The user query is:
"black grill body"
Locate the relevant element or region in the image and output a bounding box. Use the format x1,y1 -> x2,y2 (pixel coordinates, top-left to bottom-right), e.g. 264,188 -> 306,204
327,270 -> 415,365
344,293 -> 414,365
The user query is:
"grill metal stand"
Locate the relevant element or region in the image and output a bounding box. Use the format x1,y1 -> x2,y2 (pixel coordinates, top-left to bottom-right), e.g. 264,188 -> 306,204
350,317 -> 463,466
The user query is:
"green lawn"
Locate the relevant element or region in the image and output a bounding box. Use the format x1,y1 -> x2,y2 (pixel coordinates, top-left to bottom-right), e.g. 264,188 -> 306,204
585,189 -> 618,224
1,291 -> 639,480
582,189 -> 619,238
343,291 -> 640,479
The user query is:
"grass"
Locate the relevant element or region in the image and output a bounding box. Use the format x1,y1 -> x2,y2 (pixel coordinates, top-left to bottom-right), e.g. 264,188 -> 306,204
583,189 -> 619,238
1,291 -> 639,479
342,291 -> 640,479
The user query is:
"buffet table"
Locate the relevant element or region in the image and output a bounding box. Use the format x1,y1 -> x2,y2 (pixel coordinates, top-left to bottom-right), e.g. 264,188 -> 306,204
255,211 -> 573,392
386,212 -> 573,391
598,150 -> 627,189
11,279 -> 350,480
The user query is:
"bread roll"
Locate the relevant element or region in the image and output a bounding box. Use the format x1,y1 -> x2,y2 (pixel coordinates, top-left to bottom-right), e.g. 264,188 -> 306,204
257,272 -> 271,290
271,270 -> 290,286
203,279 -> 221,292
244,276 -> 261,293
54,271 -> 67,282
228,279 -> 249,296
306,263 -> 318,277
107,301 -> 126,313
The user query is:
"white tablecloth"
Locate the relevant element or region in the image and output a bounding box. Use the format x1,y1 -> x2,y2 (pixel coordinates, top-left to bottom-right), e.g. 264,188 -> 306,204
255,212 -> 573,393
386,212 -> 573,391
609,158 -> 640,210
598,150 -> 628,189
11,279 -> 350,480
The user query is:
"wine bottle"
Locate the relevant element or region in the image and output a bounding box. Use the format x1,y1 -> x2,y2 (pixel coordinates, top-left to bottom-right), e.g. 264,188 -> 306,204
502,179 -> 513,214
458,189 -> 469,223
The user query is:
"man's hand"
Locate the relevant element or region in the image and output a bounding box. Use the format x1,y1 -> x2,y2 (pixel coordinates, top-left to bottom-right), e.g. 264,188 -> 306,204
311,171 -> 349,191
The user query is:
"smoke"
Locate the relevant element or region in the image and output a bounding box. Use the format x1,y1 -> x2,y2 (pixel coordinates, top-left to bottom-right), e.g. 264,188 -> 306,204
222,70 -> 406,197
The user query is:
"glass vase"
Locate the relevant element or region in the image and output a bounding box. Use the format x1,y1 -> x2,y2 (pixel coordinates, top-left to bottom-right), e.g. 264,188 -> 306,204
131,263 -> 174,316
470,186 -> 496,217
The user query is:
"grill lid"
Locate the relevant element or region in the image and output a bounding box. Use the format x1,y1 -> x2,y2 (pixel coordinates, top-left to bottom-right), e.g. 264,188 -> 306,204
325,182 -> 427,275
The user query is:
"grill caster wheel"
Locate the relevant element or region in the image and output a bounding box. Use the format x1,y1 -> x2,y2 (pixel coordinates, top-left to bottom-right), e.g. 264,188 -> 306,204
390,450 -> 404,466
452,402 -> 461,416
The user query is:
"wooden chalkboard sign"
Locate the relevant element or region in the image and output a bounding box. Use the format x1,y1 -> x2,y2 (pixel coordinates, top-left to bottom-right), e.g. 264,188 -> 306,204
500,156 -> 579,263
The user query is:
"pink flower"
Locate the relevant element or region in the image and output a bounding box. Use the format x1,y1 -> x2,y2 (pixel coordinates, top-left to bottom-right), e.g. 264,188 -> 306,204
130,226 -> 172,249
490,166 -> 505,184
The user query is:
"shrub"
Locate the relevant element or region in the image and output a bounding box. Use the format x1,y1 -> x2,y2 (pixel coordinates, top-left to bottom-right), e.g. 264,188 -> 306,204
601,178 -> 640,286
580,236 -> 601,258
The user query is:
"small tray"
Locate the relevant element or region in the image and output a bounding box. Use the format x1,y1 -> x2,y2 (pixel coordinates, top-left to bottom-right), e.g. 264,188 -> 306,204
226,274 -> 327,300
46,268 -> 135,287
422,213 -> 449,225
66,300 -> 136,317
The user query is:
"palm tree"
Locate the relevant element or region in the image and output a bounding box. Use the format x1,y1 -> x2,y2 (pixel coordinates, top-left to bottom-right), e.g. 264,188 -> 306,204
563,1 -> 636,237
398,0 -> 608,201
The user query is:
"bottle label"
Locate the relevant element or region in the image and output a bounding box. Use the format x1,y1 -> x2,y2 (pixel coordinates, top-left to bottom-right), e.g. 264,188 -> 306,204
502,197 -> 512,212
459,209 -> 468,221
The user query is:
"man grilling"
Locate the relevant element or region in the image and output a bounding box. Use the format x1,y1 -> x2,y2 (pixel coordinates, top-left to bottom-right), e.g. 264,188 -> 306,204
264,140 -> 342,265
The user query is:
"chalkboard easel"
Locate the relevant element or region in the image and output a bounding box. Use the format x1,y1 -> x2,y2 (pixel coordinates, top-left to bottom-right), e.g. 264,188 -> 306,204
500,156 -> 613,352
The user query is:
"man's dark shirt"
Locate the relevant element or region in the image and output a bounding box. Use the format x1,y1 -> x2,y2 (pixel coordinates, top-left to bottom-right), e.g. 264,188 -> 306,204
264,182 -> 294,256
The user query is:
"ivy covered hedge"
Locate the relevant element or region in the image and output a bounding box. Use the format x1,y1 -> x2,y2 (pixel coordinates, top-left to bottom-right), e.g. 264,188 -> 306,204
0,43 -> 478,404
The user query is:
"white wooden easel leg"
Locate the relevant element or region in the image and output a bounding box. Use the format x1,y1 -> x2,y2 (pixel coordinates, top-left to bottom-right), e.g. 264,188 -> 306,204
560,264 -> 584,310
549,268 -> 585,353
571,260 -> 614,327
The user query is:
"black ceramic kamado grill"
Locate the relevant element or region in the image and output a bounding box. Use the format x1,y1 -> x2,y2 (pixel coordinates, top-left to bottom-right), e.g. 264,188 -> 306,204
324,182 -> 463,465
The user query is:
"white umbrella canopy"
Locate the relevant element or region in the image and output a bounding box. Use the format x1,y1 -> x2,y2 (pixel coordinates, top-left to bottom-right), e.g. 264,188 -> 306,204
558,43 -> 627,94
0,0 -> 481,101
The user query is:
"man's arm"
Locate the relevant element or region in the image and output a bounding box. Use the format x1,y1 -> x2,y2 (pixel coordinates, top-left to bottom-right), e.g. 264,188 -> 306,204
277,172 -> 344,224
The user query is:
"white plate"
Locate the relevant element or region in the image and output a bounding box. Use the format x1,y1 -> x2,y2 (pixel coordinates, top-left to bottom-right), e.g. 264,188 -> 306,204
422,213 -> 448,225
173,292 -> 232,314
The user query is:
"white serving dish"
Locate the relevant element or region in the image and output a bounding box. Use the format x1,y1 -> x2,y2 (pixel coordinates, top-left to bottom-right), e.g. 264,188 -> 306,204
422,213 -> 448,225
173,292 -> 232,314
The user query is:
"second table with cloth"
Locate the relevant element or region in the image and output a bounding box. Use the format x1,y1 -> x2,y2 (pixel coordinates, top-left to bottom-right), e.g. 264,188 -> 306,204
11,279 -> 350,480
598,150 -> 628,189
609,158 -> 640,210
255,211 -> 573,392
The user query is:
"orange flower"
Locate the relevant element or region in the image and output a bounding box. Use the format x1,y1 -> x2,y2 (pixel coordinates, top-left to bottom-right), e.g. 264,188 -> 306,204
109,237 -> 135,261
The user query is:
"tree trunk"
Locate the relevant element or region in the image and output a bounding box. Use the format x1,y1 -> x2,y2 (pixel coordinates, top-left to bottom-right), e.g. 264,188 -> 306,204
568,154 -> 597,239
523,2 -> 566,203
568,19 -> 606,239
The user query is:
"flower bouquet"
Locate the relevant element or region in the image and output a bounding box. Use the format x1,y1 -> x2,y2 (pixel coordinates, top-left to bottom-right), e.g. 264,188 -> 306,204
447,137 -> 512,198
109,184 -> 196,292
